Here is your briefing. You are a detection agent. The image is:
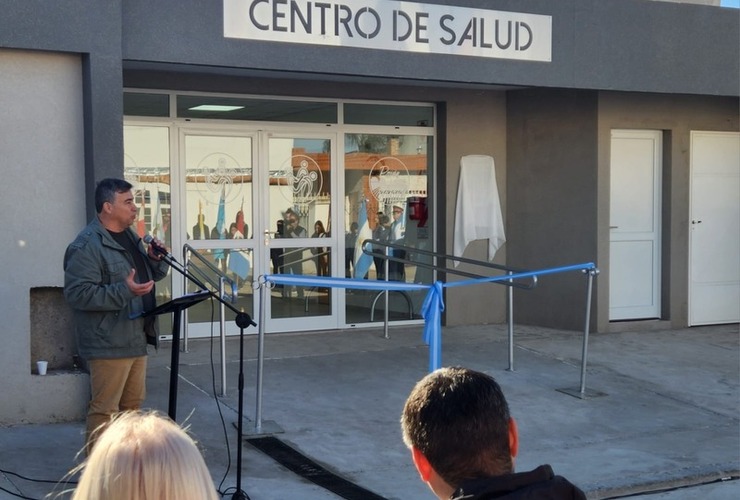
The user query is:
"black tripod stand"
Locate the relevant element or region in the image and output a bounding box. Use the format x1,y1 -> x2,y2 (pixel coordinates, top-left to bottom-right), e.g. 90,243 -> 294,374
144,245 -> 255,500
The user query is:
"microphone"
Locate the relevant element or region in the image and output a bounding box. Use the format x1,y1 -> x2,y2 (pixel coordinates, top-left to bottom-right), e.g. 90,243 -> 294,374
143,235 -> 175,261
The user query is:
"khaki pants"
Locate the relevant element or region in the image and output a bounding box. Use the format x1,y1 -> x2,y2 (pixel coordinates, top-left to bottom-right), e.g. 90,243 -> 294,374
85,356 -> 147,453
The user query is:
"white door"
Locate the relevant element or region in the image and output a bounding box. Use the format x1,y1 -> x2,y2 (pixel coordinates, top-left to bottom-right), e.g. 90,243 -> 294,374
689,131 -> 740,326
609,130 -> 662,320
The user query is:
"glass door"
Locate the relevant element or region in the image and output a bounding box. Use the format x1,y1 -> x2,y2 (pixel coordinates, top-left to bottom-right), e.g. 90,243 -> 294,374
343,133 -> 434,325
179,129 -> 337,335
179,129 -> 257,337
263,132 -> 338,332
125,96 -> 434,335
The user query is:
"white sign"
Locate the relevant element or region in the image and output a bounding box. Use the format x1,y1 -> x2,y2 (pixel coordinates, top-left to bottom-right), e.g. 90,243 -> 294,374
224,0 -> 552,62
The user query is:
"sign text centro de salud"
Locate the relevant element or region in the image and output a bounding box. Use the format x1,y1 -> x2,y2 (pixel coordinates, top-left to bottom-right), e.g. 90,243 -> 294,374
224,0 -> 552,62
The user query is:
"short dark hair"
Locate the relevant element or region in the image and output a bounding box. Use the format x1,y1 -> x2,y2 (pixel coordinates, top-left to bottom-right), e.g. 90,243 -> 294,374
401,367 -> 513,487
95,178 -> 133,213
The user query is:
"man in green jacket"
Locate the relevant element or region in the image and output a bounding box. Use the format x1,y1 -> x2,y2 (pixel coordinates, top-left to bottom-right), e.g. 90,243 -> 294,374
64,178 -> 169,453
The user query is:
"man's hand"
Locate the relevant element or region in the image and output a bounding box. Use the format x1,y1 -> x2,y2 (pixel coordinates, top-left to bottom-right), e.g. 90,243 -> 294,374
126,268 -> 154,296
146,236 -> 168,261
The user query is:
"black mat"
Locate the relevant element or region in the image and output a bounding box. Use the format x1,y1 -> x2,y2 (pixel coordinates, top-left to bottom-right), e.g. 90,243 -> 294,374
246,436 -> 387,500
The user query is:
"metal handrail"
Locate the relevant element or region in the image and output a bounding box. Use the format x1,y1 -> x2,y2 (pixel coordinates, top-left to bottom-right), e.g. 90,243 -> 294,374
251,259 -> 600,434
272,246 -> 330,307
361,239 -> 538,289
369,289 -> 414,321
182,244 -> 239,300
182,244 -> 240,397
360,238 -> 537,369
276,246 -> 328,272
273,247 -> 331,310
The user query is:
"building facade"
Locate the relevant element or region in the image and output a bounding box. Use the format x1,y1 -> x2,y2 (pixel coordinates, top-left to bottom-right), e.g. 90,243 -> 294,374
1,0 -> 738,424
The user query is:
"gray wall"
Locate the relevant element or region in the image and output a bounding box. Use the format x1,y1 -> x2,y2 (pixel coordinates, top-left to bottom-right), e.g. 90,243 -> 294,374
443,93 -> 509,325
507,89 -> 600,331
507,88 -> 739,332
0,0 -> 125,220
596,92 -> 740,332
120,0 -> 738,96
0,50 -> 89,424
0,0 -> 126,424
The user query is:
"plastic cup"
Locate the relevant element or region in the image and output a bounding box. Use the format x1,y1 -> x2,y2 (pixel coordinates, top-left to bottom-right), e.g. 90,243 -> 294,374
37,360 -> 48,376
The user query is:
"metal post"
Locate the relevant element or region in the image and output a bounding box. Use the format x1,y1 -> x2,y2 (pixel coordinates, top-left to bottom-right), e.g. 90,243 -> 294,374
182,258 -> 189,352
579,269 -> 596,394
557,266 -> 604,400
507,271 -> 515,371
218,276 -> 227,397
384,246 -> 390,339
255,282 -> 267,433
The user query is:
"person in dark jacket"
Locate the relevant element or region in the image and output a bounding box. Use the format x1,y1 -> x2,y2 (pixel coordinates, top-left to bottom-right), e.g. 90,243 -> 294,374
401,367 -> 586,500
64,178 -> 169,454
280,208 -> 308,298
372,213 -> 390,280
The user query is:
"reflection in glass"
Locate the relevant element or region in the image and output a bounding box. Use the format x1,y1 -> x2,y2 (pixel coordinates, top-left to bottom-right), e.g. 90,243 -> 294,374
269,245 -> 332,319
344,134 -> 433,324
124,92 -> 170,118
266,137 -> 333,322
182,136 -> 256,330
184,246 -> 254,327
184,135 -> 253,242
310,220 -> 330,277
344,103 -> 434,127
123,125 -> 174,324
268,137 -> 331,238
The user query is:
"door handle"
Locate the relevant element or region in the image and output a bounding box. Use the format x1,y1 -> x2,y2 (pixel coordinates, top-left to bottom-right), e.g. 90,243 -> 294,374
691,220 -> 702,224
609,226 -> 619,229
264,230 -> 279,246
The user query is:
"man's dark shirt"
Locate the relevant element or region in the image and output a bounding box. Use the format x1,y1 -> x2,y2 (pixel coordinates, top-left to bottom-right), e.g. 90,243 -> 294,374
451,465 -> 587,500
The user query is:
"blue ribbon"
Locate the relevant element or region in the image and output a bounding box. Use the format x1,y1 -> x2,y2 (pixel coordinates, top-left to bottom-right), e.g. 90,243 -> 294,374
421,281 -> 445,371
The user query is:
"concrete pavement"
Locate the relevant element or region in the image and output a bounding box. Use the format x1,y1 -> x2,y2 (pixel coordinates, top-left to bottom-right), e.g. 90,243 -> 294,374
1,322 -> 738,499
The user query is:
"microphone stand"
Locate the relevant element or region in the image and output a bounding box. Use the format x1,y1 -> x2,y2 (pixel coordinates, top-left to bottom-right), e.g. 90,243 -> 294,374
149,248 -> 255,500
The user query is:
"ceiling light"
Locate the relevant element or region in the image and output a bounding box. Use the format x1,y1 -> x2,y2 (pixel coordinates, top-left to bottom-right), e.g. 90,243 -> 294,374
188,105 -> 244,112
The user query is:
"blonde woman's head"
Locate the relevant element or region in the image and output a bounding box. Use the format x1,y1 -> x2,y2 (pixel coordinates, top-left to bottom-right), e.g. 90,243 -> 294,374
71,411 -> 219,500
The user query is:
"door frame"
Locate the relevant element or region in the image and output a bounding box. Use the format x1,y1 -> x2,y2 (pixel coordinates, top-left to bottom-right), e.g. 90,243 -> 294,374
609,129 -> 662,321
257,129 -> 341,333
173,124 -> 342,335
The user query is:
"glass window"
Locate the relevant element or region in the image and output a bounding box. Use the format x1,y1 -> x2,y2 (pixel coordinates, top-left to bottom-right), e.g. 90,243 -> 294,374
123,125 -> 172,245
344,103 -> 434,127
123,91 -> 436,332
123,124 -> 174,330
344,133 -> 434,324
177,95 -> 337,123
124,93 -> 170,117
